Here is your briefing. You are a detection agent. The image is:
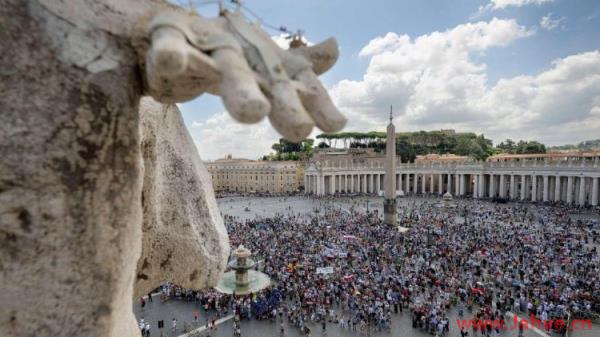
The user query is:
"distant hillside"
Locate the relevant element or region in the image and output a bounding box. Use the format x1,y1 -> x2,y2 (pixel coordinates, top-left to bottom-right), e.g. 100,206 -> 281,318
549,139 -> 600,152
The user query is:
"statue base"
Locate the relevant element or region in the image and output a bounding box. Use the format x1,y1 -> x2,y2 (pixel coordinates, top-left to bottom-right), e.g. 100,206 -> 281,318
383,198 -> 397,226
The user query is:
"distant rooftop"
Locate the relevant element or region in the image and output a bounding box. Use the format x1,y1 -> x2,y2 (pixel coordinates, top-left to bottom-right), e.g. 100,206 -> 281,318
488,151 -> 600,160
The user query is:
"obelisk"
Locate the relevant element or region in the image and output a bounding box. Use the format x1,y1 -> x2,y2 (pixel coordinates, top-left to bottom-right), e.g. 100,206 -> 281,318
384,106 -> 397,226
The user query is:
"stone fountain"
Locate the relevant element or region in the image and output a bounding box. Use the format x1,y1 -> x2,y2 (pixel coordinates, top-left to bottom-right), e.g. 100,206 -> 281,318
215,245 -> 271,295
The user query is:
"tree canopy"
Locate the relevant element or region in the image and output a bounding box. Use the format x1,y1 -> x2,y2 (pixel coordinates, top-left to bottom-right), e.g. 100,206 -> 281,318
497,139 -> 546,154
263,138 -> 314,161
317,130 -> 494,162
262,130 -> 570,162
548,139 -> 600,152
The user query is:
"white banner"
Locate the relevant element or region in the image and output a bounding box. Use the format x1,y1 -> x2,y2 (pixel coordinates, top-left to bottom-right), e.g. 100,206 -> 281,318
316,267 -> 334,275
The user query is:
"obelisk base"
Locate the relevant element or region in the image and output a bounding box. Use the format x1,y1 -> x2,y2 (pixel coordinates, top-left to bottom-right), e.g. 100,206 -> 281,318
383,198 -> 397,226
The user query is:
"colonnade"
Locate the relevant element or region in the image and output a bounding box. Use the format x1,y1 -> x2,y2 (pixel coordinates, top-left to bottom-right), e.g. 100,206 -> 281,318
305,173 -> 385,195
305,171 -> 600,206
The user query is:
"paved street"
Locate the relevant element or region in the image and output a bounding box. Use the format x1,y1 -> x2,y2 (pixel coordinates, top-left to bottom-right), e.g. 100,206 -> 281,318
133,296 -> 586,337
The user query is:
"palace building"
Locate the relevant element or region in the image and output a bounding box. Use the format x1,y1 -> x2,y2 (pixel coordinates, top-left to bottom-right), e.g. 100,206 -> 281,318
304,149 -> 600,206
206,155 -> 304,193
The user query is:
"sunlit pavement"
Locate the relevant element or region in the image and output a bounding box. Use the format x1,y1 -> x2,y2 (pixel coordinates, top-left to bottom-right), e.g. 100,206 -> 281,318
133,297 -> 579,337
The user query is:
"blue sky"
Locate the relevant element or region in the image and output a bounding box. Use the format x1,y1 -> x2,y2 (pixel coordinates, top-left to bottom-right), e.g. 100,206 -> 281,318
177,0 -> 600,160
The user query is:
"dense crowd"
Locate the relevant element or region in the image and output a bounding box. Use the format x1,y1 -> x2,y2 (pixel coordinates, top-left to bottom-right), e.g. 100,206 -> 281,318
148,197 -> 599,336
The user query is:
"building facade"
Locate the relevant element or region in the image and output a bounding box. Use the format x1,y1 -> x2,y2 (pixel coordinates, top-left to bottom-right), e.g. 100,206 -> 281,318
206,155 -> 303,193
304,150 -> 600,206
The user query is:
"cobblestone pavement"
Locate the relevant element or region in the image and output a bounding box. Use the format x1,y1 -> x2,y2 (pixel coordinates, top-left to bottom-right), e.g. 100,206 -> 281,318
134,196 -> 598,337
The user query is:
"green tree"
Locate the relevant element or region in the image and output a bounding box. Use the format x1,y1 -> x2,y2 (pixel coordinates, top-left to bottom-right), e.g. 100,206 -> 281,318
267,138 -> 315,161
497,139 -> 516,153
515,140 -> 546,154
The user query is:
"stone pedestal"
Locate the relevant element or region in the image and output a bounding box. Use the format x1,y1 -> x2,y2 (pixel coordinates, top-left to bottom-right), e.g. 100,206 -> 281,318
384,198 -> 397,226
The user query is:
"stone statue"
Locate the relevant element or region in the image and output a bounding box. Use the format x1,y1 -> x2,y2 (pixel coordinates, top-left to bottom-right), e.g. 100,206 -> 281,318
0,1 -> 345,337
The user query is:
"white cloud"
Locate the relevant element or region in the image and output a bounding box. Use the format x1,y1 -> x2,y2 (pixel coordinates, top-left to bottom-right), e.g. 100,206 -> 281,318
540,12 -> 565,30
193,112 -> 278,160
330,17 -> 600,146
193,112 -> 324,160
191,121 -> 204,128
491,0 -> 554,9
473,0 -> 554,18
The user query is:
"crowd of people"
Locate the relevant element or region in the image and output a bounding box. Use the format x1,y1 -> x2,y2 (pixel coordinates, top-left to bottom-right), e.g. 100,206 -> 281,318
143,196 -> 599,336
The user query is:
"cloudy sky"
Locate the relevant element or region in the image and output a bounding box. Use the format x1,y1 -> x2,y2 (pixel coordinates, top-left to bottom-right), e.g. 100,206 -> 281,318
177,0 -> 600,160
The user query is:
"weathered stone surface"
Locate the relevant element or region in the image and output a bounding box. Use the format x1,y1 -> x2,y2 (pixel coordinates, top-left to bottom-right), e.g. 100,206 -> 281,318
135,98 -> 229,299
0,1 -> 225,337
0,1 -> 345,336
0,1 -> 144,336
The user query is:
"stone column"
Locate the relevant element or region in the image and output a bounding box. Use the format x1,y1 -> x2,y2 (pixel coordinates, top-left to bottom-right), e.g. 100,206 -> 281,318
350,174 -> 355,193
454,175 -> 459,195
489,174 -> 495,198
362,174 -> 367,193
478,174 -> 485,198
422,174 -> 426,194
578,177 -> 586,206
520,175 -> 526,201
370,174 -> 375,194
459,174 -> 465,196
430,174 -> 435,194
320,175 -> 325,196
383,113 -> 397,225
592,177 -> 599,206
543,176 -> 549,202
447,174 -> 452,194
509,175 -> 515,199
413,173 -> 419,194
566,176 -> 573,204
316,175 -> 321,195
499,175 -> 506,198
438,174 -> 443,195
531,175 -> 537,202
554,175 -> 561,202
474,174 -> 479,198
304,175 -> 308,194
347,175 -> 351,193
370,174 -> 374,194
330,175 -> 335,195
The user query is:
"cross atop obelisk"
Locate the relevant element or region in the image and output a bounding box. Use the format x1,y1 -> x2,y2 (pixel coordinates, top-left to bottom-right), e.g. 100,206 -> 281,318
383,105 -> 397,226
